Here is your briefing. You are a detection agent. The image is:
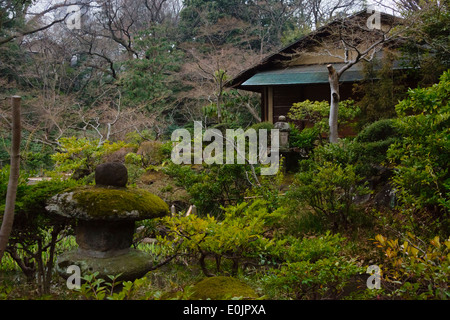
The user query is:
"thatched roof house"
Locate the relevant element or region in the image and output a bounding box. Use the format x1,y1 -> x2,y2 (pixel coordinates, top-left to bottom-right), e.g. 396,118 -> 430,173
226,10 -> 408,129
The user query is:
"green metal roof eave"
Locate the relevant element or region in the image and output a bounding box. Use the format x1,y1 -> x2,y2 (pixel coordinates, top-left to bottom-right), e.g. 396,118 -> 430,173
241,69 -> 364,86
239,59 -> 409,87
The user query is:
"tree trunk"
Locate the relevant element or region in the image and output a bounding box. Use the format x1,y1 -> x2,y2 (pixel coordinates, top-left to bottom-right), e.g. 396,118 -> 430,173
199,252 -> 215,277
327,64 -> 340,143
7,247 -> 36,282
0,96 -> 21,262
216,76 -> 223,123
244,102 -> 261,122
43,226 -> 60,294
217,92 -> 222,123
231,257 -> 239,276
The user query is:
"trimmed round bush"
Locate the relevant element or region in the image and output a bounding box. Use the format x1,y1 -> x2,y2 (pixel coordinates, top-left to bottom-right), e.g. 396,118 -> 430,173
356,118 -> 398,143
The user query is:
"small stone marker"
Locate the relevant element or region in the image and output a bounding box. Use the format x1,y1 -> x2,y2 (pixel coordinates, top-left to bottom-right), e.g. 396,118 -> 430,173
274,115 -> 291,151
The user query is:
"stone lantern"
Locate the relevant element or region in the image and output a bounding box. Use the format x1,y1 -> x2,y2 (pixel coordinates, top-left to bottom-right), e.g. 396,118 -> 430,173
46,162 -> 169,282
274,115 -> 291,152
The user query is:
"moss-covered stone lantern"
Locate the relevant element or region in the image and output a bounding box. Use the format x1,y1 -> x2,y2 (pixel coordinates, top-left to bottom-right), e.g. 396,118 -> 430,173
46,162 -> 169,282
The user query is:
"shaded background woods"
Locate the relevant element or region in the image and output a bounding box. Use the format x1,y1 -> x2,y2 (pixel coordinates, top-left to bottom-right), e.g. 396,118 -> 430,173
0,0 -> 366,166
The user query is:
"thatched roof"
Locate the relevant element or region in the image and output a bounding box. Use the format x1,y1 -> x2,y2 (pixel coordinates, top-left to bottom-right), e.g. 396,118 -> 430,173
226,10 -> 403,90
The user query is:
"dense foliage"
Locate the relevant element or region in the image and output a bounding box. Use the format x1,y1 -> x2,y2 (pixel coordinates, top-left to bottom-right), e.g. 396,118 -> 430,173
0,171 -> 82,294
387,71 -> 450,236
1,72 -> 449,300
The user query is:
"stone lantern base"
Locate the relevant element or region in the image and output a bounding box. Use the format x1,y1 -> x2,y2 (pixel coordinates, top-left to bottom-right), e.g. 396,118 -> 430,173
54,218 -> 154,282
75,220 -> 135,258
56,248 -> 152,282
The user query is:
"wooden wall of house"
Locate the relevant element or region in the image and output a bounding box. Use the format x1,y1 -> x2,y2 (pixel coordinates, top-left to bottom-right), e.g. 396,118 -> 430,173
265,82 -> 357,136
270,82 -> 354,123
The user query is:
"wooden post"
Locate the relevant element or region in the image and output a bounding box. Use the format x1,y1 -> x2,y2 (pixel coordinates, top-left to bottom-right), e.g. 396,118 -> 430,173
0,96 -> 21,262
268,87 -> 273,124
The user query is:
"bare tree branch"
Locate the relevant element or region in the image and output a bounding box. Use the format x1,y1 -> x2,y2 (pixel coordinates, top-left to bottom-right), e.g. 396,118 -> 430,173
0,2 -> 80,46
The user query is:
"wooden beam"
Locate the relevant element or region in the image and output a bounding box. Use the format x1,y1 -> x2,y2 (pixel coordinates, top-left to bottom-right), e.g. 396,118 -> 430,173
268,87 -> 273,124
